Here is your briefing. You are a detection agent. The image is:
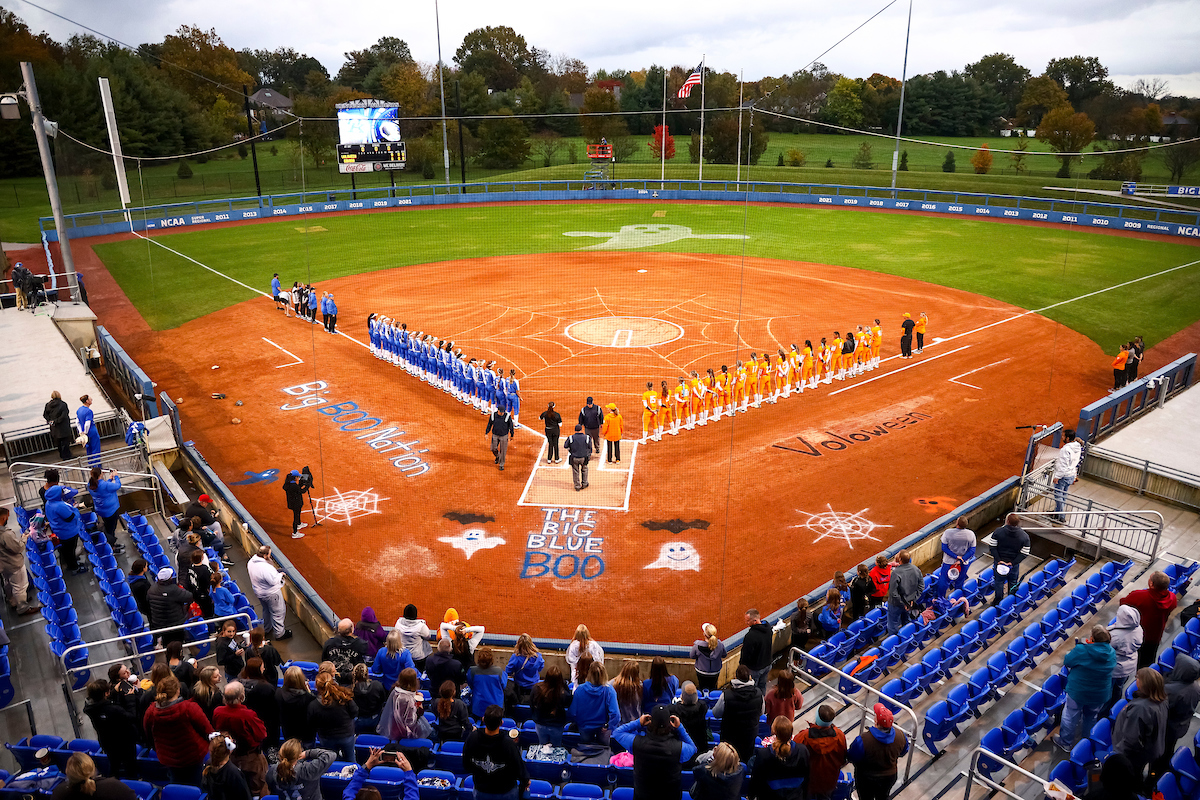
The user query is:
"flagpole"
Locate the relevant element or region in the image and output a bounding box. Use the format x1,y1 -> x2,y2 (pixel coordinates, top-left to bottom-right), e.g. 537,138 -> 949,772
661,69 -> 667,188
890,0 -> 913,199
698,55 -> 705,184
735,70 -> 744,186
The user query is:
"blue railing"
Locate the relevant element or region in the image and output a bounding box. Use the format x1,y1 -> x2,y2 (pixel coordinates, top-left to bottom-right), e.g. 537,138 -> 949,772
41,180 -> 1200,241
1076,353 -> 1197,443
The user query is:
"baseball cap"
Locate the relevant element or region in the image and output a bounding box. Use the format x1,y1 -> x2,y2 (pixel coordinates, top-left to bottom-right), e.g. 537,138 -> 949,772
586,396 -> 594,403
289,470 -> 300,477
650,704 -> 672,727
157,567 -> 175,581
873,703 -> 894,729
606,403 -> 617,410
575,424 -> 583,431
198,494 -> 212,503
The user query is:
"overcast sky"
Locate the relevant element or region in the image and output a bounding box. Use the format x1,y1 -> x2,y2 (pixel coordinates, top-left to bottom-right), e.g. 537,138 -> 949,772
12,0 -> 1200,97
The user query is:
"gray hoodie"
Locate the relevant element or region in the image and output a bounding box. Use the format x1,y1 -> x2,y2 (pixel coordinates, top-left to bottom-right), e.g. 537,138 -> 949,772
396,617 -> 433,661
1165,654 -> 1200,740
1108,606 -> 1144,681
1112,691 -> 1168,764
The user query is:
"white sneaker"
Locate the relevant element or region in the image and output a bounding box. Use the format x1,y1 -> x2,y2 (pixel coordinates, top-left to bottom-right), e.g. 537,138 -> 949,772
291,532 -> 305,539
297,523 -> 308,530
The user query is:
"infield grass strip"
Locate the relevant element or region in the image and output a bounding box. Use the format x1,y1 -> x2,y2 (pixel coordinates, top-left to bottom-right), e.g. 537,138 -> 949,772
92,202 -> 1200,350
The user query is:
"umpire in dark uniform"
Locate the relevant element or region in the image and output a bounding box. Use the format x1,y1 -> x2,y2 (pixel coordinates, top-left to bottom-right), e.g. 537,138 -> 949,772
579,397 -> 604,454
486,407 -> 515,471
900,313 -> 916,358
564,425 -> 591,491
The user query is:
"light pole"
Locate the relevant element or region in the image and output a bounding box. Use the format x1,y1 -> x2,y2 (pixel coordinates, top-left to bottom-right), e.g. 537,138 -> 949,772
434,0 -> 451,187
890,0 -> 914,199
2,62 -> 78,300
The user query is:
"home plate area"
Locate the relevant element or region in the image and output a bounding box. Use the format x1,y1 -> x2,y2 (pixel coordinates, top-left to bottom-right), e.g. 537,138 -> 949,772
518,439 -> 639,511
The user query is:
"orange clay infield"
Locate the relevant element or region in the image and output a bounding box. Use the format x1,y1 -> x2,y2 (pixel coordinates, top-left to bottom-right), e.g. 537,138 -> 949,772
86,247 -> 1115,645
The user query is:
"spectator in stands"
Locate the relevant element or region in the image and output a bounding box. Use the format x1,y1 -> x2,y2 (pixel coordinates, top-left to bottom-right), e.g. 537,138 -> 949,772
277,666 -> 317,745
107,663 -> 141,719
504,633 -> 545,707
849,565 -> 872,619
128,559 -> 152,620
308,674 -> 358,758
322,618 -> 369,684
528,666 -> 571,746
354,607 -> 388,658
817,589 -> 844,637
166,640 -> 198,689
739,608 -> 774,692
184,495 -> 232,564
936,517 -> 975,597
568,661 -> 621,752
464,705 -> 529,800
571,654 -> 594,690
847,703 -> 909,800
434,679 -> 473,742
886,551 -> 923,635
793,704 -> 848,800
426,637 -> 464,695
351,664 -> 386,732
213,681 -> 268,795
833,572 -> 851,608
868,556 -> 891,609
43,391 -> 74,461
1121,571 -> 1179,669
345,747 -> 416,800
642,656 -> 680,713
764,671 -> 803,724
1052,429 -> 1083,519
395,604 -> 435,671
143,675 -> 212,786
87,468 -> 126,555
377,667 -> 430,742
44,483 -> 86,574
176,531 -> 204,577
52,752 -> 137,800
566,624 -> 605,676
788,601 -> 812,653
185,550 -> 214,619
139,663 -> 180,728
989,514 -> 1030,604
200,733 -> 251,800
245,629 -> 283,686
713,664 -> 765,763
149,567 -> 194,646
1089,753 -> 1141,800
1106,607 -> 1144,714
215,620 -> 247,683
441,610 -> 483,673
691,624 -> 727,691
613,704 -> 697,800
1153,654 -> 1200,781
611,660 -> 643,725
247,546 -> 291,641
240,658 -> 280,749
371,631 -> 415,689
0,507 -> 35,614
267,740 -> 336,800
467,646 -> 507,719
671,682 -> 710,762
691,742 -> 744,800
1054,625 -> 1117,752
192,666 -> 224,721
82,680 -> 138,778
209,571 -> 238,620
40,467 -> 74,508
1112,667 -> 1168,788
747,715 -> 809,800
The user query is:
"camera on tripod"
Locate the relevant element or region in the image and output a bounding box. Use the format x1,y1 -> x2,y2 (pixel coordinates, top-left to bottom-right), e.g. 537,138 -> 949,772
298,465 -> 314,492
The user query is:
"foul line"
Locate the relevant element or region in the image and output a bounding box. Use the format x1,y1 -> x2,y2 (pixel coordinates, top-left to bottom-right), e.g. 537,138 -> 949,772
828,345 -> 972,396
949,357 -> 1012,390
262,337 -> 304,368
131,230 -> 269,298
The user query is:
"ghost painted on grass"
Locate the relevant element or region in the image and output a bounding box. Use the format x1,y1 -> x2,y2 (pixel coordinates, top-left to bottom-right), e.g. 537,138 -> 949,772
439,528 -> 505,559
645,541 -> 701,572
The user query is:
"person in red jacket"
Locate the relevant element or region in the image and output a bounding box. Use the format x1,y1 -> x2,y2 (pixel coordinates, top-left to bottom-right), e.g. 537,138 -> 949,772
867,556 -> 891,609
212,681 -> 268,797
1122,571 -> 1178,669
142,675 -> 212,786
793,704 -> 848,800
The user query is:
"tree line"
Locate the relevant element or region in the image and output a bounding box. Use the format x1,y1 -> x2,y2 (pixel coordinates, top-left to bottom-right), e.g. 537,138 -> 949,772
1,6 -> 1197,181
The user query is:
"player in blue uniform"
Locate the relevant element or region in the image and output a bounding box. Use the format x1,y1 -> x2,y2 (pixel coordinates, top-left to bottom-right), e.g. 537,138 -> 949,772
481,362 -> 497,413
506,369 -> 521,426
398,323 -> 410,370
368,313 -> 379,357
465,358 -> 478,408
409,332 -> 422,377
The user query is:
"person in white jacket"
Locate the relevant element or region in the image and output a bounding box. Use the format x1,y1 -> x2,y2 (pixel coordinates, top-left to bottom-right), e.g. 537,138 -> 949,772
247,545 -> 292,640
565,624 -> 605,681
1105,605 -> 1143,714
395,603 -> 436,672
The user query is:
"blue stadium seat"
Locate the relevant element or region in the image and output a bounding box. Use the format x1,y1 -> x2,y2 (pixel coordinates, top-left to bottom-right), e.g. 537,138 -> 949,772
977,728 -> 1017,779
1021,623 -> 1051,657
135,747 -> 171,785
1056,596 -> 1082,630
1004,638 -> 1035,676
1156,771 -> 1194,800
839,649 -> 885,694
320,762 -> 356,800
6,735 -> 65,771
559,782 -> 606,799
1026,571 -> 1048,602
875,636 -> 903,671
1088,718 -> 1113,758
517,720 -> 539,746
1039,673 -> 1067,720
1072,585 -> 1099,616
943,684 -> 973,729
878,679 -> 906,713
976,607 -> 1001,644
958,621 -> 983,658
1048,758 -> 1089,796
1157,647 -> 1178,676
998,710 -> 1032,756
894,664 -> 929,704
120,780 -> 157,800
159,785 -> 203,800
994,596 -> 1019,630
1172,746 -> 1200,783
1019,693 -> 1050,736
1085,573 -> 1108,602
940,635 -> 967,672
364,766 -> 411,800
960,578 -> 984,607
921,701 -> 956,753
525,780 -> 555,800
1010,584 -> 1034,615
1110,699 -> 1127,720
354,735 -> 390,765
1040,609 -> 1067,643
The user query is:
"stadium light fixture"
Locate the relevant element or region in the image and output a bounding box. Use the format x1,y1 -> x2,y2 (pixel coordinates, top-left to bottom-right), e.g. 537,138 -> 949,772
0,94 -> 19,120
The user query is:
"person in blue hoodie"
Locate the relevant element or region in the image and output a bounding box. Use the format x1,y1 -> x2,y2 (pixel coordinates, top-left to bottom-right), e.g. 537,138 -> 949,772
848,703 -> 909,800
642,656 -> 680,713
342,746 -> 417,800
87,467 -> 125,555
817,588 -> 844,637
326,294 -> 338,334
1053,625 -> 1118,752
370,631 -> 416,690
503,634 -> 544,707
44,484 -> 86,574
307,287 -> 318,324
466,646 -> 507,719
76,395 -> 101,468
568,661 -> 621,753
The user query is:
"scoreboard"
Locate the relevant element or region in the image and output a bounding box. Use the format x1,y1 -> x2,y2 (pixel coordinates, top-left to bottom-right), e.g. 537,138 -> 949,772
338,141 -> 407,173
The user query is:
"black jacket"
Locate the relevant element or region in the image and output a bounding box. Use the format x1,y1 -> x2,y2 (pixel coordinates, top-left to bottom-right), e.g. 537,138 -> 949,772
579,405 -> 604,429
565,432 -> 592,460
539,409 -> 562,434
485,412 -> 514,437
183,502 -> 216,528
740,622 -> 773,671
426,651 -> 465,693
307,698 -> 358,741
991,524 -> 1030,565
1165,654 -> 1200,740
353,679 -> 387,719
747,741 -> 810,800
671,700 -> 710,752
147,579 -> 193,630
43,398 -> 72,439
435,698 -> 473,742
215,636 -> 246,679
129,574 -> 152,619
83,697 -> 139,753
277,687 -> 317,742
243,678 -> 280,743
283,478 -> 305,512
321,634 -> 368,682
718,681 -> 764,762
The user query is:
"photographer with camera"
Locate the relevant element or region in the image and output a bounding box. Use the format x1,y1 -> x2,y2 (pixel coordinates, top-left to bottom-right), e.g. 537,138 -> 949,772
282,469 -> 311,540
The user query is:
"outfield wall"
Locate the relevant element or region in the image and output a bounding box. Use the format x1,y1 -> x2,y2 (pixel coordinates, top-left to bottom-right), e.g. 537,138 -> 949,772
41,180 -> 1200,241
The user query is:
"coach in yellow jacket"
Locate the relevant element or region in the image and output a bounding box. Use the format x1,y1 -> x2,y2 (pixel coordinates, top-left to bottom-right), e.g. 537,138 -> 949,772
601,403 -> 624,464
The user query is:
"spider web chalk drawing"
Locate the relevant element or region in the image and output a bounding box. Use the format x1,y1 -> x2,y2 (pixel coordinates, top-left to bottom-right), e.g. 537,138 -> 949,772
792,505 -> 892,550
304,487 -> 388,526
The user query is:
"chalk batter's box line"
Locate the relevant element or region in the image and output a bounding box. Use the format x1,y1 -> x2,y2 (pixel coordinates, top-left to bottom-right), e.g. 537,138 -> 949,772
517,438 -> 639,512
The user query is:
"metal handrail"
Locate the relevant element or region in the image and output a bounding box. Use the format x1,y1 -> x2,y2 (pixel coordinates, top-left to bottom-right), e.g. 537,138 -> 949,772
963,746 -> 1050,800
57,612 -> 254,679
789,647 -> 921,783
1010,508 -> 1165,562
10,463 -> 160,485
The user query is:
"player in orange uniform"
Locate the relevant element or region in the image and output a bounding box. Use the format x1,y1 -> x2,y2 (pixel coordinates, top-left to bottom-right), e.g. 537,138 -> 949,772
658,380 -> 674,436
916,312 -> 929,354
640,381 -> 661,444
831,332 -> 845,381
870,319 -> 883,370
786,346 -> 802,396
759,353 -> 775,405
853,326 -> 869,377
703,368 -> 719,423
688,371 -> 706,427
713,366 -> 730,420
775,349 -> 792,401
819,337 -> 831,385
801,340 -> 816,390
744,354 -> 759,408
673,377 -> 691,433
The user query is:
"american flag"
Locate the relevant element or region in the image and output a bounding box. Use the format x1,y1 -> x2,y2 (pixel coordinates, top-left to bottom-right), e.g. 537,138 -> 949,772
677,65 -> 703,98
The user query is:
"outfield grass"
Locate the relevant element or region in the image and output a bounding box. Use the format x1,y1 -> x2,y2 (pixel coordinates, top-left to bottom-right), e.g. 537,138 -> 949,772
92,201 -> 1200,352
